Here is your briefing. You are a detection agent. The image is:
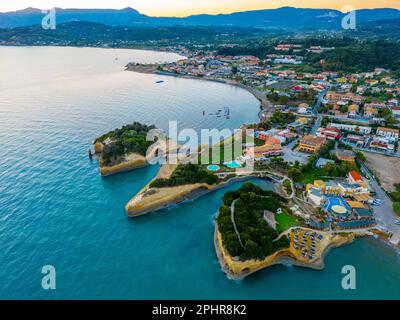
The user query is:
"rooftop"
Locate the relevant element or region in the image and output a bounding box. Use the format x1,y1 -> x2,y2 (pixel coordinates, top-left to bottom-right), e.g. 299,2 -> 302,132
300,135 -> 326,146
349,170 -> 362,182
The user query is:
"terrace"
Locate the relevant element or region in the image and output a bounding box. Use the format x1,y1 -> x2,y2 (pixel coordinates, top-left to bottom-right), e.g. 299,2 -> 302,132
323,196 -> 351,217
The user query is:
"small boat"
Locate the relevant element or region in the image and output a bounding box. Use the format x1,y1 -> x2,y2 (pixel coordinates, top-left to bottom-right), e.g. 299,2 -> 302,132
155,80 -> 165,84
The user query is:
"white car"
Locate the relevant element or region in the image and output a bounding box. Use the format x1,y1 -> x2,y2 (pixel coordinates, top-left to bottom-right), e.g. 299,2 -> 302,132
372,199 -> 382,206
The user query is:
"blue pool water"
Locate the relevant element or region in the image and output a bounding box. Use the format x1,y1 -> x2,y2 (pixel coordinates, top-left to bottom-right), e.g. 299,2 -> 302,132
0,46 -> 400,300
207,165 -> 221,171
223,160 -> 242,169
324,196 -> 351,215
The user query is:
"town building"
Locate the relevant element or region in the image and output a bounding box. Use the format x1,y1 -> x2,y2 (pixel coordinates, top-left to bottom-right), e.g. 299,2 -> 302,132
348,171 -> 363,184
315,158 -> 335,168
376,127 -> 399,140
328,123 -> 372,134
298,135 -> 327,154
391,107 -> 400,119
336,150 -> 356,162
246,135 -> 282,159
317,127 -> 341,140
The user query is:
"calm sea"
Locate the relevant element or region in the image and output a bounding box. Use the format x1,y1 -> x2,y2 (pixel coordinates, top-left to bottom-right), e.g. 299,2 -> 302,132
0,46 -> 399,299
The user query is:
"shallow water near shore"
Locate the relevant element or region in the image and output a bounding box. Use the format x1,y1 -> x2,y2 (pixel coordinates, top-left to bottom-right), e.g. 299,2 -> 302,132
0,46 -> 399,299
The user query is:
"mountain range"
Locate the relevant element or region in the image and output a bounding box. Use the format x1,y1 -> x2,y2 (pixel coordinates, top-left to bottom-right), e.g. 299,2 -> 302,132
1,6 -> 400,30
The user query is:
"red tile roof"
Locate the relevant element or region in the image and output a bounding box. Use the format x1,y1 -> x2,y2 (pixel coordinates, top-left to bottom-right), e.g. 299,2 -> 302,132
349,170 -> 362,182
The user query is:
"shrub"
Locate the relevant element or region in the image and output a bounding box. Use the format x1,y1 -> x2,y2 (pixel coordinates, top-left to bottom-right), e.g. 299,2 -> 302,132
393,202 -> 400,216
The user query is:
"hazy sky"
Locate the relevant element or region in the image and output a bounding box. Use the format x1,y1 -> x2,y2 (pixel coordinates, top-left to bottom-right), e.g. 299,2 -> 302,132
1,1 -> 399,16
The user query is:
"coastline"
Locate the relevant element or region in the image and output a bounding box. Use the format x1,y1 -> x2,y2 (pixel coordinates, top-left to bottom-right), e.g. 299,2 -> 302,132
126,172 -> 264,217
99,156 -> 148,177
3,45 -> 400,298
94,145 -> 148,177
125,63 -> 273,118
214,220 -> 357,280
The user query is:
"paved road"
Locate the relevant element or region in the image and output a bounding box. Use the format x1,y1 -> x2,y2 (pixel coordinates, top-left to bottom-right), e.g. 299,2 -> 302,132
360,162 -> 400,245
310,114 -> 322,135
310,87 -> 329,135
313,87 -> 330,114
282,138 -> 310,164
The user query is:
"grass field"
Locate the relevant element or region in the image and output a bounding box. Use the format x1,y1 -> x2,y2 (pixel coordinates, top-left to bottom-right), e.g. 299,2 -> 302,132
394,202 -> 400,217
294,169 -> 330,184
276,211 -> 299,233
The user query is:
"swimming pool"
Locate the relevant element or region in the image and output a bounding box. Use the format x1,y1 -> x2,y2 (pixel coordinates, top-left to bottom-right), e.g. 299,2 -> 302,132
223,160 -> 242,169
207,165 -> 221,171
323,196 -> 351,215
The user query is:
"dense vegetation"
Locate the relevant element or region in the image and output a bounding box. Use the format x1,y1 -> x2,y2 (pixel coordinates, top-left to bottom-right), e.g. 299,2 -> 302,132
247,111 -> 297,131
0,21 -> 266,48
217,183 -> 289,261
267,89 -> 316,106
352,18 -> 400,40
267,111 -> 297,126
218,37 -> 400,72
150,163 -> 218,188
95,122 -> 155,164
288,155 -> 359,184
309,40 -> 400,72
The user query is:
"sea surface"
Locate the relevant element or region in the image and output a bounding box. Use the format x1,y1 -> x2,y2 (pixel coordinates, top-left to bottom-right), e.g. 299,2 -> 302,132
0,46 -> 399,299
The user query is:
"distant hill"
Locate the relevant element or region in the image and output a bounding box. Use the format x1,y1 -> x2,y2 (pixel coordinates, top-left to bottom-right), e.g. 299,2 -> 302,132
1,6 -> 400,30
0,21 -> 267,47
0,7 -> 149,28
356,17 -> 400,39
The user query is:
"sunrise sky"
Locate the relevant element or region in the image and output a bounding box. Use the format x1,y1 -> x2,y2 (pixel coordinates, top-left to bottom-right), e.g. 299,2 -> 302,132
1,0 -> 399,16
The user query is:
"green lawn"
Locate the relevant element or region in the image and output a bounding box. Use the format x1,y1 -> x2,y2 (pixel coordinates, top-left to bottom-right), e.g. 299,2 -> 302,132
393,202 -> 400,217
294,169 -> 330,184
390,192 -> 400,202
276,211 -> 299,233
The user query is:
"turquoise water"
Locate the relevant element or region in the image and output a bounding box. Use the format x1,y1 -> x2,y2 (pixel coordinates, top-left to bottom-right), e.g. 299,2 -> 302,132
207,165 -> 221,171
223,160 -> 242,169
0,46 -> 400,300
